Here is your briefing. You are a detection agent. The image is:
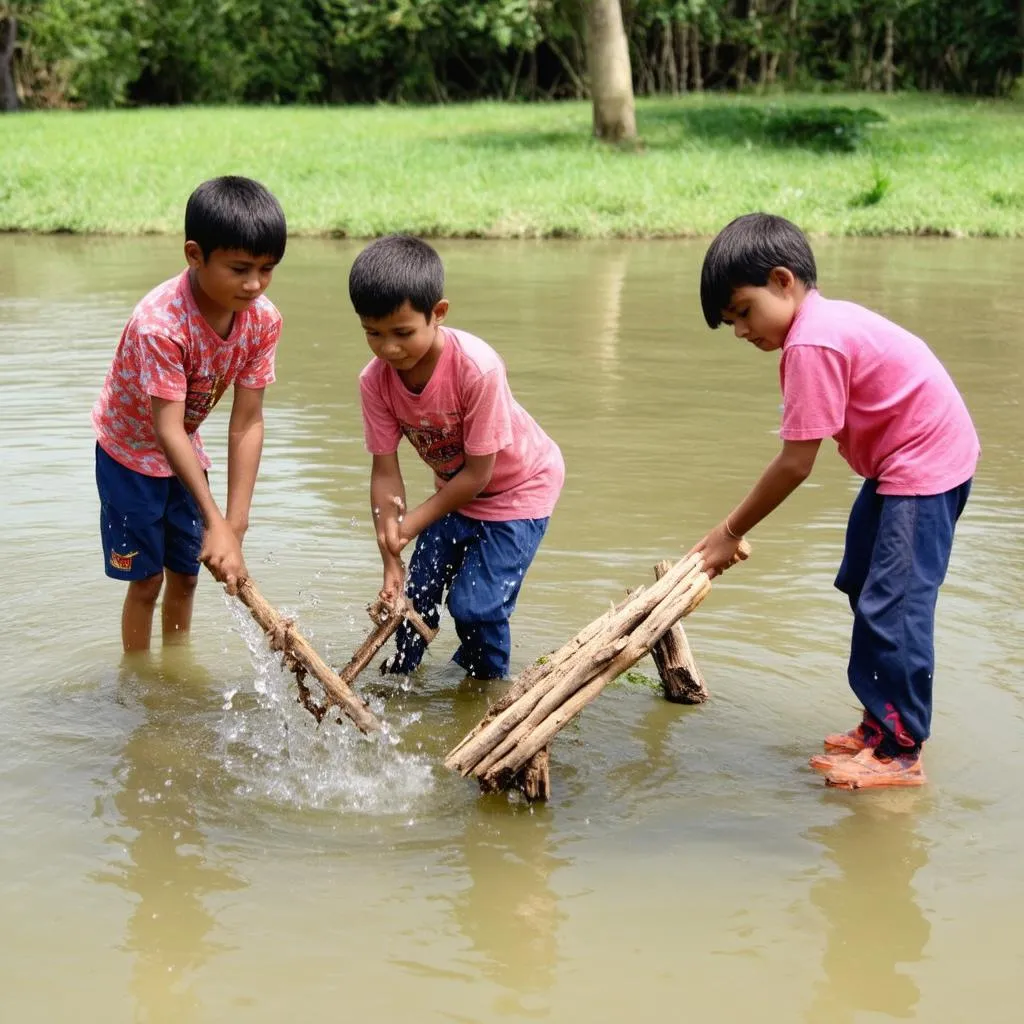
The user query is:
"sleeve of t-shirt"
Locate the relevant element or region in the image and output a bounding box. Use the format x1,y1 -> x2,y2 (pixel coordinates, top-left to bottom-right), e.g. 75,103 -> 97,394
462,368 -> 514,455
132,325 -> 188,402
780,345 -> 850,440
236,310 -> 281,390
359,371 -> 402,455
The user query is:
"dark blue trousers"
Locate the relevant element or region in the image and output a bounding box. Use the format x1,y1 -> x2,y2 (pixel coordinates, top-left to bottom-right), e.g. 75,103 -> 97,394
390,512 -> 549,680
834,478 -> 971,753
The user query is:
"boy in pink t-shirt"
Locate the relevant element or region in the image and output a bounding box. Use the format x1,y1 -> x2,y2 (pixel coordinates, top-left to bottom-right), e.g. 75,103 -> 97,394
350,235 -> 564,680
92,176 -> 286,652
692,214 -> 978,790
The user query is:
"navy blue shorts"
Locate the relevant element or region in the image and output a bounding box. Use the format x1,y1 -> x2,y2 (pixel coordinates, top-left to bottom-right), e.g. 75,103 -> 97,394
96,443 -> 204,581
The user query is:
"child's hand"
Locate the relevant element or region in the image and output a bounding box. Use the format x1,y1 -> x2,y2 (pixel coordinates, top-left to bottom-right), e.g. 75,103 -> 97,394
380,562 -> 406,604
689,523 -> 749,579
201,519 -> 248,595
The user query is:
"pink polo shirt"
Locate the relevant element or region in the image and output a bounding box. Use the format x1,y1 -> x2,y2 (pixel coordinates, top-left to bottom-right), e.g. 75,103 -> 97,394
359,327 -> 564,521
779,290 -> 978,495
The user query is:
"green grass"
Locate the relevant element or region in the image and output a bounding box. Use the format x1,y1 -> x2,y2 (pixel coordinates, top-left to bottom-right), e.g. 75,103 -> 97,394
2,93 -> 1022,237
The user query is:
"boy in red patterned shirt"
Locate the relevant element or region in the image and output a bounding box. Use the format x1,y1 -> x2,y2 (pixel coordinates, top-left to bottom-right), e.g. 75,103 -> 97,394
92,176 -> 286,652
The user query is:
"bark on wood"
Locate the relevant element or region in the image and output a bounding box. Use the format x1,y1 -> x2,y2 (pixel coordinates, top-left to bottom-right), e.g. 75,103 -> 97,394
515,747 -> 551,801
649,560 -> 709,704
233,577 -> 381,734
585,0 -> 637,142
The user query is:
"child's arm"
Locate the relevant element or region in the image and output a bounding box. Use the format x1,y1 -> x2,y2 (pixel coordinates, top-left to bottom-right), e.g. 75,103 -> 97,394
389,453 -> 497,553
152,397 -> 246,592
371,453 -> 409,602
691,439 -> 821,576
225,384 -> 266,543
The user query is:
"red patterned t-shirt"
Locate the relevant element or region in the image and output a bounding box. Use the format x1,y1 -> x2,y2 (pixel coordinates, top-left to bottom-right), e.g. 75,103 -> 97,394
92,270 -> 282,476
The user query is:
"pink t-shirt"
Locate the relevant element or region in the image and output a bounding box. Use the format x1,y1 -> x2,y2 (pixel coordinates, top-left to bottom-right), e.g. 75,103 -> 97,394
92,270 -> 282,476
779,290 -> 979,495
359,327 -> 564,521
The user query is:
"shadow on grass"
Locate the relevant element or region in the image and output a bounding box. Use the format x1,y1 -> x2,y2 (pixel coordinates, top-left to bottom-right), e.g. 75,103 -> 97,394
454,103 -> 888,155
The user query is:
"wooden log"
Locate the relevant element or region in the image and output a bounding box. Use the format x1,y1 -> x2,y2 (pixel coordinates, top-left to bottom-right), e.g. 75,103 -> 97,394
649,559 -> 709,704
514,747 -> 551,801
234,577 -> 381,734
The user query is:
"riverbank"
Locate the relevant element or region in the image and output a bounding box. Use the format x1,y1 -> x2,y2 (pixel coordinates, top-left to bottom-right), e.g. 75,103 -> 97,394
2,93 -> 1022,238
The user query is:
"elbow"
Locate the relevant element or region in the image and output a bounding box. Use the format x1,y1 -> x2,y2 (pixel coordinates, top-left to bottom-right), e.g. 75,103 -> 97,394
781,458 -> 814,485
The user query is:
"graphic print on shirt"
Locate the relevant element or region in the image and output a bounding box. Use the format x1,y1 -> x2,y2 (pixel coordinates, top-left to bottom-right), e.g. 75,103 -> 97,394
184,374 -> 229,433
400,412 -> 464,480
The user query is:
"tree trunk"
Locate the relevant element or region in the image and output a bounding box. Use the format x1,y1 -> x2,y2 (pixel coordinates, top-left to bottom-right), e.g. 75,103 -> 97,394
786,0 -> 799,84
0,15 -> 18,113
690,24 -> 704,91
585,0 -> 637,143
883,18 -> 895,94
677,22 -> 689,94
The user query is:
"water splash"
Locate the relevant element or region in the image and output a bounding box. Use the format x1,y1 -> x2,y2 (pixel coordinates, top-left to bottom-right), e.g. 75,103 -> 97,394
216,599 -> 434,814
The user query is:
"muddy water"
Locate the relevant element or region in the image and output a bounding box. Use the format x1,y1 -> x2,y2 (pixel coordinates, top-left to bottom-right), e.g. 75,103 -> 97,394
1,235 -> 1021,1022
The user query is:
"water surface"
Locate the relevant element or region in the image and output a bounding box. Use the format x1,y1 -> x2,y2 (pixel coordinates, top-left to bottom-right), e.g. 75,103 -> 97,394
1,235 -> 1022,1022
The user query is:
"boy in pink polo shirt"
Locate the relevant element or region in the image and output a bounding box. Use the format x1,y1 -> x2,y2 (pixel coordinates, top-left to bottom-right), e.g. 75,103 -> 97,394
692,213 -> 978,790
350,235 -> 564,680
92,176 -> 286,653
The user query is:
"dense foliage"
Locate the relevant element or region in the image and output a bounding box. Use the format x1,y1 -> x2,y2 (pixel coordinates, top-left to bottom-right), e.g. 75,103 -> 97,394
2,0 -> 1021,109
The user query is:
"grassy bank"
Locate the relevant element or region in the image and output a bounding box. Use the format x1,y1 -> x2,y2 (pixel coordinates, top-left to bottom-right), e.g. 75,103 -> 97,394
2,94 -> 1022,238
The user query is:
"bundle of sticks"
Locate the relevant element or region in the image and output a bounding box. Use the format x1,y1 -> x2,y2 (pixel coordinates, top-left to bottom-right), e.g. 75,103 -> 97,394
445,543 -> 748,800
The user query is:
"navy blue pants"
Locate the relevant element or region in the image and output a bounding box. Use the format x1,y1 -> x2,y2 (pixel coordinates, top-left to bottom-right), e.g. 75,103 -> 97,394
390,512 -> 549,680
834,478 -> 971,754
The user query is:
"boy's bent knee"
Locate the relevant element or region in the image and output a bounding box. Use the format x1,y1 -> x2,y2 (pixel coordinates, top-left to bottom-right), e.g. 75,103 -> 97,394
165,570 -> 199,596
128,573 -> 164,605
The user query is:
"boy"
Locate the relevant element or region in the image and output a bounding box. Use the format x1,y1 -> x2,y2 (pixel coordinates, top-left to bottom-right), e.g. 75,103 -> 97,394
692,213 -> 978,790
350,235 -> 564,681
93,175 -> 286,653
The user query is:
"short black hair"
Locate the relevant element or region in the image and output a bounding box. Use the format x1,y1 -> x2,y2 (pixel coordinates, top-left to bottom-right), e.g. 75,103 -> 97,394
184,176 -> 287,262
348,235 -> 445,319
700,213 -> 817,328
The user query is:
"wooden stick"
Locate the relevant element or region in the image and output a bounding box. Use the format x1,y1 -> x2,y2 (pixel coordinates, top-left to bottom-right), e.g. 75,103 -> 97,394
649,560 -> 709,704
234,577 -> 381,734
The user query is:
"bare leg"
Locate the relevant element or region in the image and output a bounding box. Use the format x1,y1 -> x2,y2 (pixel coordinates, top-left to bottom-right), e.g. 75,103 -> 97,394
162,569 -> 199,646
122,573 -> 164,653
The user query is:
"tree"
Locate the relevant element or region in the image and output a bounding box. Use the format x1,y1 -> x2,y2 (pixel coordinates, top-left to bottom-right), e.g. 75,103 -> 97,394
585,0 -> 636,143
0,11 -> 17,111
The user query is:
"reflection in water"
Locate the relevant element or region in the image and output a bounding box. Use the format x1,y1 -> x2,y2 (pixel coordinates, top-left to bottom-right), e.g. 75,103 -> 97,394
451,801 -> 566,1018
806,795 -> 931,1024
94,651 -> 246,1024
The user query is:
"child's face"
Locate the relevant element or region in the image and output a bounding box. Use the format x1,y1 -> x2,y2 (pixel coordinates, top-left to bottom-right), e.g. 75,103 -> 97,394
361,299 -> 448,374
186,245 -> 278,314
720,268 -> 801,352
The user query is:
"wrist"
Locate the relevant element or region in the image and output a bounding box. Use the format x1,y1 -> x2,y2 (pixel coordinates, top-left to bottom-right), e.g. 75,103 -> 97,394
723,516 -> 743,540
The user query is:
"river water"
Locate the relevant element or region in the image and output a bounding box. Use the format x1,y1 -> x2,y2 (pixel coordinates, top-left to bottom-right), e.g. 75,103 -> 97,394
1,235 -> 1022,1022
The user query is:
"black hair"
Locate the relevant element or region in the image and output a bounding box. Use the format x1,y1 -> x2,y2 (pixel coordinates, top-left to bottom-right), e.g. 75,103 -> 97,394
348,235 -> 445,319
700,213 -> 817,328
184,176 -> 287,262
